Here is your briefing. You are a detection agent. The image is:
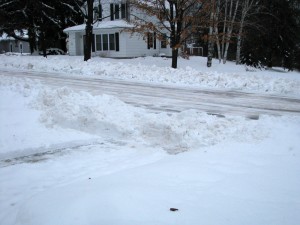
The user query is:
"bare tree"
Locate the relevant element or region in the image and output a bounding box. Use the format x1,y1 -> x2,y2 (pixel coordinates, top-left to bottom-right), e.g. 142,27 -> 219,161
235,0 -> 255,64
72,0 -> 94,61
208,0 -> 242,65
132,0 -> 208,69
213,0 -> 221,63
207,0 -> 215,67
222,0 -> 239,64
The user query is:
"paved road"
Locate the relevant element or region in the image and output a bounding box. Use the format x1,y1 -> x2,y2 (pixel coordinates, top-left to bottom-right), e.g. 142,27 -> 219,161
1,69 -> 300,118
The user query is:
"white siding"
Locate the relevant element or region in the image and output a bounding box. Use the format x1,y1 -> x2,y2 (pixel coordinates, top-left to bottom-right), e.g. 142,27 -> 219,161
159,45 -> 172,56
123,32 -> 172,58
68,32 -> 77,56
76,33 -> 84,55
124,32 -> 153,57
124,32 -> 146,57
68,29 -> 172,58
94,30 -> 168,58
93,0 -> 158,24
65,0 -> 172,58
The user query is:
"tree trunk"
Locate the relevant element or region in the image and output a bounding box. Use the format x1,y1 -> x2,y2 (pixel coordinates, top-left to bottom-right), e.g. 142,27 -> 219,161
28,27 -> 37,54
267,48 -> 273,68
214,0 -> 221,63
236,17 -> 244,64
221,0 -> 228,60
236,0 -> 255,65
40,31 -> 47,58
84,0 -> 93,61
172,48 -> 178,69
207,5 -> 214,68
169,2 -> 182,69
223,0 -> 239,64
207,19 -> 214,67
215,36 -> 221,63
236,29 -> 242,64
84,24 -> 93,61
207,41 -> 214,67
223,35 -> 230,64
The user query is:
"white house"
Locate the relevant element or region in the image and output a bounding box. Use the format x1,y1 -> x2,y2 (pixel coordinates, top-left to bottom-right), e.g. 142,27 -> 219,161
63,0 -> 172,58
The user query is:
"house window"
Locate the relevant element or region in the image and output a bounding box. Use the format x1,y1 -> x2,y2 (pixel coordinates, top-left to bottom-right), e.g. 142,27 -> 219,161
121,3 -> 126,19
96,35 -> 102,51
161,34 -> 167,48
94,33 -> 120,52
115,4 -> 120,19
147,32 -> 156,49
147,33 -> 153,49
109,34 -> 115,50
103,34 -> 108,51
94,4 -> 102,21
110,3 -> 128,20
98,4 -> 102,21
110,4 -> 113,20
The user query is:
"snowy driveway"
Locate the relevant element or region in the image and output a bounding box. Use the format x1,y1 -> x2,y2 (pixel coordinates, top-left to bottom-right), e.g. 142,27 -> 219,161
1,69 -> 300,117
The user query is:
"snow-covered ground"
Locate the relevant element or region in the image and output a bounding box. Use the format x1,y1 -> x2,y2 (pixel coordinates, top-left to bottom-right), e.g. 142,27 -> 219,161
1,54 -> 300,225
1,54 -> 300,96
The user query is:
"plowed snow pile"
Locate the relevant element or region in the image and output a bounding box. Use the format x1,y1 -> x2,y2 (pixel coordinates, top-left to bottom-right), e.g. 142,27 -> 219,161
1,76 -> 271,156
1,54 -> 300,96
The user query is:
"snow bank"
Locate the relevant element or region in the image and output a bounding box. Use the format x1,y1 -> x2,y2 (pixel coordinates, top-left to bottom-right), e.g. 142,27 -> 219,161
1,54 -> 300,96
32,83 -> 269,153
0,76 -> 99,159
1,75 -> 271,156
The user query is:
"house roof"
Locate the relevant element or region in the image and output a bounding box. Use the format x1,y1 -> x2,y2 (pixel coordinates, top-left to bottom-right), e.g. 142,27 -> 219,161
0,31 -> 28,41
0,33 -> 15,41
63,20 -> 134,33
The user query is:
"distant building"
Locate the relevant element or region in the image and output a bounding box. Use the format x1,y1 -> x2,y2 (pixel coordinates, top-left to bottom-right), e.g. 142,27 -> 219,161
0,32 -> 30,54
63,0 -> 172,58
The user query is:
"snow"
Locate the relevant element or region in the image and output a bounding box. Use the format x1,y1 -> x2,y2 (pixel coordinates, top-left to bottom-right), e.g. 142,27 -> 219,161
63,20 -> 134,32
1,54 -> 300,97
0,31 -> 28,41
0,78 -> 98,160
1,55 -> 300,225
0,33 -> 15,41
0,76 -> 268,158
14,139 -> 300,225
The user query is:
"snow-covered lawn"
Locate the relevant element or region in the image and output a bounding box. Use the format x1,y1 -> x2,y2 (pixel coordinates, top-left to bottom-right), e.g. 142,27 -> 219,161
1,54 -> 300,96
0,55 -> 300,225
